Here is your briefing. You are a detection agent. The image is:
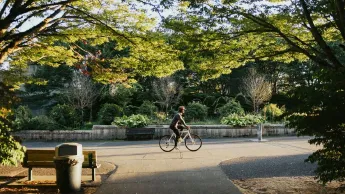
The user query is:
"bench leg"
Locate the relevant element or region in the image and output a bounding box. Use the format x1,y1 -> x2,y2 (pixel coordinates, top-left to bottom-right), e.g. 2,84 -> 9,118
28,168 -> 32,181
92,168 -> 95,181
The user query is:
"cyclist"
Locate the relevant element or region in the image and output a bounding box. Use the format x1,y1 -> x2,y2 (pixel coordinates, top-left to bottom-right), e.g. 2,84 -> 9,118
170,106 -> 190,147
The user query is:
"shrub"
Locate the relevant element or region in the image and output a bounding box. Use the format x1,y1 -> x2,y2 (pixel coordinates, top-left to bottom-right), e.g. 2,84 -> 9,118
49,104 -> 81,129
150,112 -> 168,125
13,105 -> 32,130
185,102 -> 209,122
98,103 -> 123,124
137,101 -> 158,118
262,104 -> 284,121
221,113 -> 265,127
123,105 -> 138,116
112,114 -> 149,128
218,100 -> 245,118
27,115 -> 57,130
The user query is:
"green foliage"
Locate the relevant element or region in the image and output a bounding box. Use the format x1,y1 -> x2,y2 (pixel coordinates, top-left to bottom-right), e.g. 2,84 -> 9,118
112,114 -> 149,128
150,111 -> 169,125
0,107 -> 26,166
286,67 -> 345,184
13,106 -> 63,131
123,105 -> 138,116
218,100 -> 245,118
13,106 -> 33,131
49,104 -> 81,129
137,101 -> 158,119
27,116 -> 57,131
188,118 -> 220,125
0,83 -> 25,166
221,113 -> 265,127
24,64 -> 73,94
2,1 -> 184,86
262,104 -> 284,122
111,84 -> 139,107
80,122 -> 94,130
185,102 -> 209,122
98,103 -> 123,125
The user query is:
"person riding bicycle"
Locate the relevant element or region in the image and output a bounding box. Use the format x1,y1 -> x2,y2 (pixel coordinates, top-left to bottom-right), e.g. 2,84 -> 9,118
170,106 -> 190,147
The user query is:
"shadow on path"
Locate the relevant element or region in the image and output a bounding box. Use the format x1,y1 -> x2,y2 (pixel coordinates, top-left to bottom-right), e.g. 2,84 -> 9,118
220,154 -> 317,180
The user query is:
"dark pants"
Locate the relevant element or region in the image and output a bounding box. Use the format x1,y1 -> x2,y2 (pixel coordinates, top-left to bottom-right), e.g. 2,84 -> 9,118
170,125 -> 183,146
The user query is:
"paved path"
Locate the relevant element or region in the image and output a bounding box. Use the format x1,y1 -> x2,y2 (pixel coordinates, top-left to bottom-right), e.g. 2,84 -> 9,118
220,154 -> 317,180
22,136 -> 318,194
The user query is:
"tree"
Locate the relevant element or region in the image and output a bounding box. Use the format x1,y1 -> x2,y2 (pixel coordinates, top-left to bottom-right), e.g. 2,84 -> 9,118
0,0 -> 184,167
152,76 -> 183,117
18,64 -> 74,113
163,0 -> 345,69
158,0 -> 345,183
0,83 -> 25,166
240,68 -> 272,112
62,72 -> 101,122
109,83 -> 140,107
285,65 -> 345,184
1,0 -> 184,85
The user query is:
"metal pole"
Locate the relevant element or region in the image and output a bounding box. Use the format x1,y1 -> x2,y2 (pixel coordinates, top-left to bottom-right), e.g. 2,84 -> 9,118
257,123 -> 263,141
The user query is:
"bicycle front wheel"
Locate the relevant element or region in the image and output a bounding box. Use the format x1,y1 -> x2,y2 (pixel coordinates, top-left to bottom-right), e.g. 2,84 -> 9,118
185,134 -> 202,151
159,135 -> 176,152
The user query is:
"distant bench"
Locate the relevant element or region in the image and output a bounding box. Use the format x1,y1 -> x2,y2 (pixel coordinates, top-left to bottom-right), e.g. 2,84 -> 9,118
125,128 -> 155,140
22,149 -> 101,181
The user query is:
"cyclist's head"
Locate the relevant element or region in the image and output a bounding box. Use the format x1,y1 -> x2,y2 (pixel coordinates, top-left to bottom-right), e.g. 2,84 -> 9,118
178,106 -> 186,113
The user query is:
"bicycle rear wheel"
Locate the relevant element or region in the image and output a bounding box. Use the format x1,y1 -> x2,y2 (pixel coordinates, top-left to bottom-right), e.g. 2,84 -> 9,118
185,134 -> 202,151
159,135 -> 176,152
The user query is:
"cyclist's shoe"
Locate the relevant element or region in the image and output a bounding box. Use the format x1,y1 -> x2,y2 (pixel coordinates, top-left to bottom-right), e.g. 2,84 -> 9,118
174,147 -> 179,150
177,137 -> 183,143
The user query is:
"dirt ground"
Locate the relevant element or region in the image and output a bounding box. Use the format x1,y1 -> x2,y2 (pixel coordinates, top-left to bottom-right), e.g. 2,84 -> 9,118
233,176 -> 345,194
1,176 -> 345,194
0,187 -> 97,194
0,176 -> 99,194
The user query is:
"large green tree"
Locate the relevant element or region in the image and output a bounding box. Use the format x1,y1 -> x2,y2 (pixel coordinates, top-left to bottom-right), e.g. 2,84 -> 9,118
1,0 -> 183,85
0,0 -> 184,166
157,0 -> 345,183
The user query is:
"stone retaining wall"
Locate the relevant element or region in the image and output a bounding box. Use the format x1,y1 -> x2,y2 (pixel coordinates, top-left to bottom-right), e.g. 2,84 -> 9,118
13,124 -> 294,141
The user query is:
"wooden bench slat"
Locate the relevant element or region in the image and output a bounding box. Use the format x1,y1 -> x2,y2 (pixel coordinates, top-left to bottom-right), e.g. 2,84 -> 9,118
26,150 -> 97,161
24,161 -> 100,168
24,150 -> 98,166
27,150 -> 55,154
28,154 -> 55,161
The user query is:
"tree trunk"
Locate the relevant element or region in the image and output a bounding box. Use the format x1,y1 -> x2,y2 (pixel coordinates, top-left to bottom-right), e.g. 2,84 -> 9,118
89,105 -> 93,122
81,109 -> 84,127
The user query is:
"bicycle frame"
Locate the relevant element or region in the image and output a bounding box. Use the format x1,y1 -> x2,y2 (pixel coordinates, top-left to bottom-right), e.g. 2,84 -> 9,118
169,130 -> 195,145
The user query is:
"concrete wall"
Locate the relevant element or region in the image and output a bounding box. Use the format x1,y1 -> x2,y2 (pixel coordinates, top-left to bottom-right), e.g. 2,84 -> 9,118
12,124 -> 294,141
153,124 -> 294,138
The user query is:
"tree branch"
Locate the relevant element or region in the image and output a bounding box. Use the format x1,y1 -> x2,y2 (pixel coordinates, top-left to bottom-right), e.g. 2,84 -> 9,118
23,0 -> 75,13
67,5 -> 136,45
333,0 -> 345,40
300,0 -> 343,68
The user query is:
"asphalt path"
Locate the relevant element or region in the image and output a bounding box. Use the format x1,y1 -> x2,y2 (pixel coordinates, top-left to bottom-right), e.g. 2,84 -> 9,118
220,154 -> 317,180
21,136 -> 318,194
22,136 -> 312,149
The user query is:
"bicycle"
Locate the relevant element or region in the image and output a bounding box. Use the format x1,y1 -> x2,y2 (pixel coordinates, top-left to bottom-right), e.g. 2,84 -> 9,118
159,128 -> 202,152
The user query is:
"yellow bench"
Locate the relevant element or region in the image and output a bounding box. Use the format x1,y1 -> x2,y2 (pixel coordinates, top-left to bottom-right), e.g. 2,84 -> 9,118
22,149 -> 101,181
